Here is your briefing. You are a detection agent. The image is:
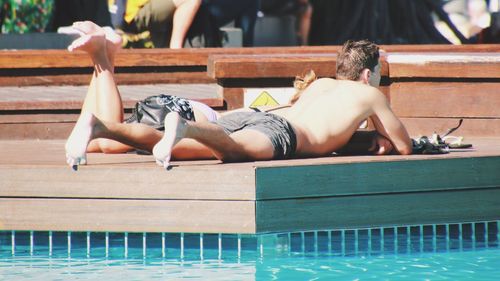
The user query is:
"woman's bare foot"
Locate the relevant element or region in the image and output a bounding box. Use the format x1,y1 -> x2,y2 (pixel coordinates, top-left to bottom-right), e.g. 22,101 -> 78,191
65,112 -> 99,170
71,21 -> 122,60
67,27 -> 106,55
152,112 -> 188,170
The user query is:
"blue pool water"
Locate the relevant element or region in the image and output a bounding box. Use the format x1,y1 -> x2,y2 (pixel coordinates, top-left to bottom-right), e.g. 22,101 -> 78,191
1,222 -> 499,280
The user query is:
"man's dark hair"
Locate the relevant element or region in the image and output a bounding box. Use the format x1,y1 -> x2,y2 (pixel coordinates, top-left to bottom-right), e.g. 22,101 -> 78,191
336,40 -> 380,81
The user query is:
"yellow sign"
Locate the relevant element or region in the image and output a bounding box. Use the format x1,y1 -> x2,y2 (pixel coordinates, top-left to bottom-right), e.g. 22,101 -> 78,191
249,91 -> 280,107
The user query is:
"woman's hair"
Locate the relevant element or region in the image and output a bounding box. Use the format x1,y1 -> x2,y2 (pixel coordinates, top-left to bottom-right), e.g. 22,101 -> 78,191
289,69 -> 317,104
336,40 -> 379,81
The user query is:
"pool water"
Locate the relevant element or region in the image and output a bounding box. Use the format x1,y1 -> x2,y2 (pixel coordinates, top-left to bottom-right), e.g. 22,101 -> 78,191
1,222 -> 499,280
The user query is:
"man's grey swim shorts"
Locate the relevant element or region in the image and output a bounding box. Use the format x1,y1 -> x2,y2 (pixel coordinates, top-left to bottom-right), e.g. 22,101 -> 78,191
213,112 -> 297,159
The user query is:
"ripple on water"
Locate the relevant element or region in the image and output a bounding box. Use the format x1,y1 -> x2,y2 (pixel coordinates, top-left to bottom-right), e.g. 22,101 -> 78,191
1,248 -> 500,280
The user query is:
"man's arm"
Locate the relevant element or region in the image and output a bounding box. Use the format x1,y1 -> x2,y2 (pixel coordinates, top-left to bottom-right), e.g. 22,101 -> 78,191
370,91 -> 412,155
338,130 -> 394,155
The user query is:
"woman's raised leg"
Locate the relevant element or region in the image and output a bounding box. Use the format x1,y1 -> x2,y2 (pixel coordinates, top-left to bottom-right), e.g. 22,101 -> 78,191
68,21 -> 133,153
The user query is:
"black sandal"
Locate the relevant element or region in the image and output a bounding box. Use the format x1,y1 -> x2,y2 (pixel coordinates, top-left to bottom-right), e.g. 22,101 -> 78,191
436,119 -> 473,149
412,119 -> 473,154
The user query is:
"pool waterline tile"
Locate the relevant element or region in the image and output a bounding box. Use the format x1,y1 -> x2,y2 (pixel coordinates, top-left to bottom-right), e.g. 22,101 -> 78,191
1,221 -> 499,260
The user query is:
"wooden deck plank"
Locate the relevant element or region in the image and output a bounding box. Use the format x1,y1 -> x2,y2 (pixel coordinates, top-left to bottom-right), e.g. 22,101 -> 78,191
256,188 -> 500,233
1,139 -> 499,200
255,156 -> 500,200
208,52 -> 499,81
3,45 -> 498,69
379,44 -> 500,52
0,72 -> 214,86
0,122 -> 75,140
387,53 -> 500,78
390,82 -> 500,118
0,83 -> 222,111
0,48 -> 216,69
0,164 -> 256,200
0,140 -> 255,201
0,113 -> 77,123
209,53 -> 338,79
208,53 -> 390,79
0,198 -> 256,233
401,117 -> 500,137
208,52 -> 500,81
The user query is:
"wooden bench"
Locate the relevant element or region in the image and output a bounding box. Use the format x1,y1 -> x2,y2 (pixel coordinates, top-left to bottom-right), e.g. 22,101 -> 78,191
2,44 -> 497,86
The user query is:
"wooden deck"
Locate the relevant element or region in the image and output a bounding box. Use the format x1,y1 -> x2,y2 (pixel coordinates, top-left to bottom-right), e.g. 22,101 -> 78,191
1,138 -> 499,234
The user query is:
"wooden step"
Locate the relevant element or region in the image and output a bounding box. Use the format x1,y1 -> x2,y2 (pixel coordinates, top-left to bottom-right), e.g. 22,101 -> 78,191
0,84 -> 221,139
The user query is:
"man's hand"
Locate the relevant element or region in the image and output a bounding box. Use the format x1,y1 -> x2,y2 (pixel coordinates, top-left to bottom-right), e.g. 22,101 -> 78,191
369,133 -> 394,155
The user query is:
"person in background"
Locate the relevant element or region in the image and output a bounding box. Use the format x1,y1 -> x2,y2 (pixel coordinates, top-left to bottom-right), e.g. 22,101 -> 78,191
259,0 -> 313,45
470,0 -> 500,42
109,0 -> 201,48
436,0 -> 498,43
51,0 -> 112,32
195,0 -> 259,47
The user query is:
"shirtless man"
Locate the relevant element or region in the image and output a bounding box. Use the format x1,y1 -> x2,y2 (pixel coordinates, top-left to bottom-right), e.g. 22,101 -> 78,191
151,40 -> 412,168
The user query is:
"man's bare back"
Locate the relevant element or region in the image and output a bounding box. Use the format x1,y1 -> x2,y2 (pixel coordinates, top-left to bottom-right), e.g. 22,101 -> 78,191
275,78 -> 412,157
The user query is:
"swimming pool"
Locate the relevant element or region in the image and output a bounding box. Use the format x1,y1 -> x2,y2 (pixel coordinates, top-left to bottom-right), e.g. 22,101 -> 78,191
1,221 -> 499,280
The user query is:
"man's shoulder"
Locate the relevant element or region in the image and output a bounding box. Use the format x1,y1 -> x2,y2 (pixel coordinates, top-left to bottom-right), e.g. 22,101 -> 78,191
312,77 -> 336,85
333,80 -> 375,92
309,77 -> 345,90
309,79 -> 381,96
